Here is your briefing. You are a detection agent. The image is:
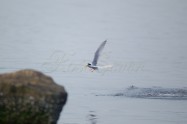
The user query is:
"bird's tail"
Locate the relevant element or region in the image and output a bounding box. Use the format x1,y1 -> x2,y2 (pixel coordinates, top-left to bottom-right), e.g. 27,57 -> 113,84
98,65 -> 113,69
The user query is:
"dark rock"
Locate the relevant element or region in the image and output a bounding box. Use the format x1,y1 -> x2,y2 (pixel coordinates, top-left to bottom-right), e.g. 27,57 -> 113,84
0,69 -> 67,124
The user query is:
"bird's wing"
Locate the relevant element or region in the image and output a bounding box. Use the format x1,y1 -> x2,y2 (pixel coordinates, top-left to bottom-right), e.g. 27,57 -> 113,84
92,40 -> 107,66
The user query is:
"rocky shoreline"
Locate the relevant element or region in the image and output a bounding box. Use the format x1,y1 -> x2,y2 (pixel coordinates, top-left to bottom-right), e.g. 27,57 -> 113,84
0,69 -> 67,124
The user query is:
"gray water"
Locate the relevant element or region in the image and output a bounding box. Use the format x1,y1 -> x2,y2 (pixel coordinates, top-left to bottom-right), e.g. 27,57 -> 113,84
1,0 -> 187,124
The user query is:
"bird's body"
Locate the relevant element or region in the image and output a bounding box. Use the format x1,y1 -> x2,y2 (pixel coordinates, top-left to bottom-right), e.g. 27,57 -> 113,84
87,40 -> 109,71
87,64 -> 98,70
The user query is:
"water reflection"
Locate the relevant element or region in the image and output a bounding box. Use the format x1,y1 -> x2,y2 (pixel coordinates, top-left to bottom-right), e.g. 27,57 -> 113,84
87,111 -> 98,124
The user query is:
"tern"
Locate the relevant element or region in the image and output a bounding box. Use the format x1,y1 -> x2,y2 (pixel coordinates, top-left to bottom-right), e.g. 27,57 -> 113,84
86,40 -> 111,71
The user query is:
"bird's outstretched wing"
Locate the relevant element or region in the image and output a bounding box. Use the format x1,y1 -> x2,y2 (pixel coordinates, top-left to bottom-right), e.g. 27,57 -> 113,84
92,40 -> 107,66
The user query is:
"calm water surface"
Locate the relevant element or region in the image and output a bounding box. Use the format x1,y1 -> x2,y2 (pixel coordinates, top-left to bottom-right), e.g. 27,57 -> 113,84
0,0 -> 187,124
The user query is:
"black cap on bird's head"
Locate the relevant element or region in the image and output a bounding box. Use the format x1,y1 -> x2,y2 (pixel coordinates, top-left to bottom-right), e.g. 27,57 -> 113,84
86,63 -> 91,68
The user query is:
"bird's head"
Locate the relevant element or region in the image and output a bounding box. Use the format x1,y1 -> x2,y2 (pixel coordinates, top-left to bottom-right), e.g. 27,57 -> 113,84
88,63 -> 91,66
86,63 -> 91,67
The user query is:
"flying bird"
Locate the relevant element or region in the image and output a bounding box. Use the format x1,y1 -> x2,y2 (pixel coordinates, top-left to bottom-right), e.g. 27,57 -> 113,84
86,40 -> 112,71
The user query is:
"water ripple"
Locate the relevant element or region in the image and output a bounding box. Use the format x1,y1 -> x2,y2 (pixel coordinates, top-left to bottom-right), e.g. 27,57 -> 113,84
97,86 -> 187,100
